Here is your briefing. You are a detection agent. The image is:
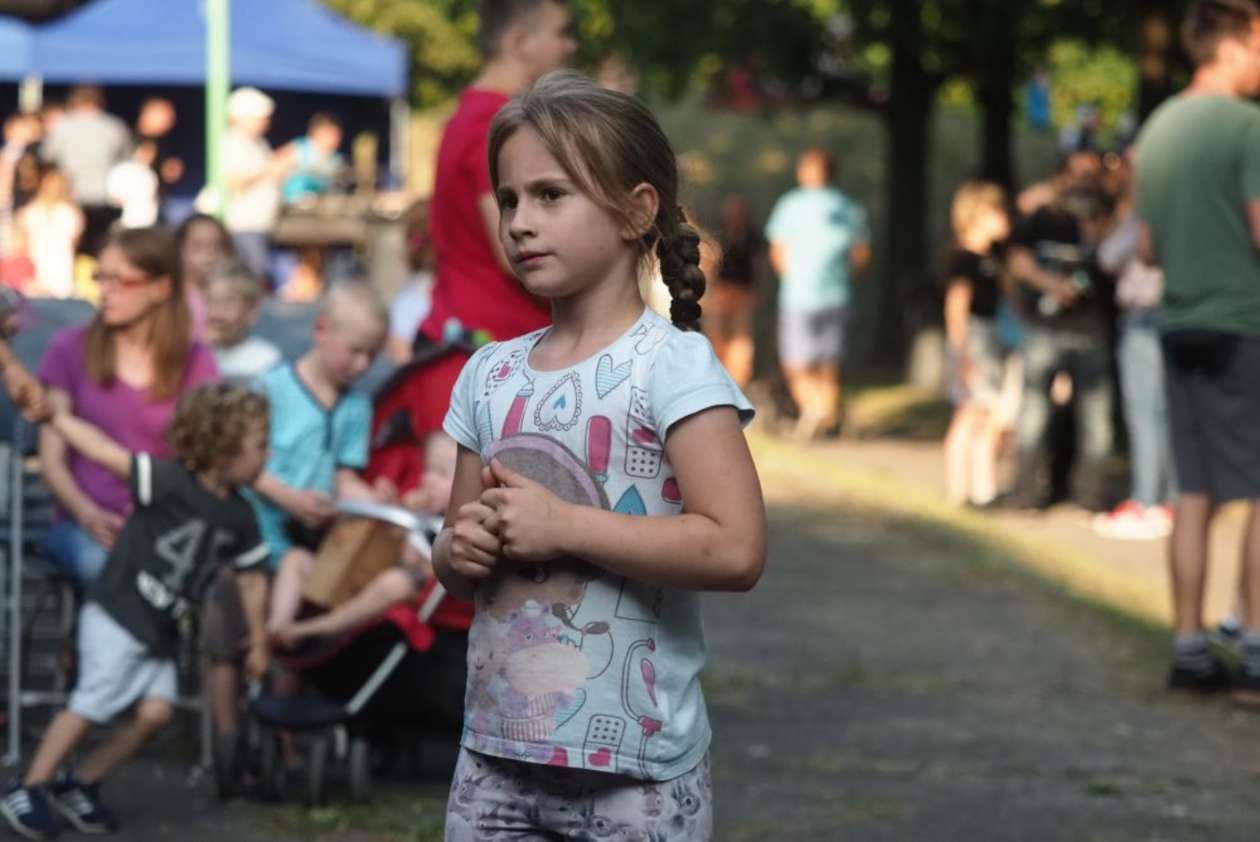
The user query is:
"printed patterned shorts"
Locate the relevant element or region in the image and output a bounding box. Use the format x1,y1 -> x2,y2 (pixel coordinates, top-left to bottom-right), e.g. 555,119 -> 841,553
445,748 -> 712,841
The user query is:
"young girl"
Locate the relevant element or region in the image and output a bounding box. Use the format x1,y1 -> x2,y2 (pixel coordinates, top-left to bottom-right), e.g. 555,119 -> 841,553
433,70 -> 766,839
941,181 -> 1011,508
1,383 -> 271,839
15,166 -> 83,299
176,213 -> 235,341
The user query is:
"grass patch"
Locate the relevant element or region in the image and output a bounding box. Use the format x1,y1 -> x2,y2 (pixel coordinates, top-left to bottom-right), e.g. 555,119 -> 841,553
844,384 -> 951,440
751,433 -> 1171,649
260,787 -> 447,842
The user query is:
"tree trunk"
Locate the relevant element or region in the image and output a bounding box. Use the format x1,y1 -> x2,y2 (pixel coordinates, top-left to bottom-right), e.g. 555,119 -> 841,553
870,3 -> 937,373
976,6 -> 1017,189
979,78 -> 1014,188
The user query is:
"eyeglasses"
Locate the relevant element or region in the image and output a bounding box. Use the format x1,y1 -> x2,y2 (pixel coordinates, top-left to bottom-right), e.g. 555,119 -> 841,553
92,270 -> 153,289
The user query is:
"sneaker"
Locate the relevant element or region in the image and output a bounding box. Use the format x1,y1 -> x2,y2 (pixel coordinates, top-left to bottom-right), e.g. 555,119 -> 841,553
1216,616 -> 1243,645
1093,501 -> 1172,541
50,776 -> 116,834
1168,658 -> 1232,694
0,783 -> 60,840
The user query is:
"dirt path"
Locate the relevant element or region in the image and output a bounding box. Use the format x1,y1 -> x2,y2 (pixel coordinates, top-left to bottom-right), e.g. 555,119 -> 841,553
705,453 -> 1260,840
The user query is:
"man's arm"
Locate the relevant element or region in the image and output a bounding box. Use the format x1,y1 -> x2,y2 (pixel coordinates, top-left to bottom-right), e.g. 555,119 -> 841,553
1247,198 -> 1260,253
1137,220 -> 1159,267
1008,245 -> 1075,303
850,241 -> 872,277
477,193 -> 513,275
769,241 -> 788,277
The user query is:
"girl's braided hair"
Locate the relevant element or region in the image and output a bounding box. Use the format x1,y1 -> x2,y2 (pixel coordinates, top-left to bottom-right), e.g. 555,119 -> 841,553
487,70 -> 705,331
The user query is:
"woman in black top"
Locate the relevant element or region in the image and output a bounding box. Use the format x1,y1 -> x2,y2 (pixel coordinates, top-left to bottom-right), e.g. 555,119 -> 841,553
703,195 -> 762,387
943,181 -> 1010,507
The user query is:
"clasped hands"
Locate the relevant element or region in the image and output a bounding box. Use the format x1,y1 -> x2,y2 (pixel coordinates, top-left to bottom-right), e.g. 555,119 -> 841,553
447,459 -> 568,583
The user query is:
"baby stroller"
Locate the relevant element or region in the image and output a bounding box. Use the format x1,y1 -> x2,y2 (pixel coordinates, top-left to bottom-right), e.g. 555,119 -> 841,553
248,504 -> 462,805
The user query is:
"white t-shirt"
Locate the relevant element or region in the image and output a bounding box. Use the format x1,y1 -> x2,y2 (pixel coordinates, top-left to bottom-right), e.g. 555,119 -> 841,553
223,130 -> 280,234
213,335 -> 282,386
443,307 -> 753,780
106,161 -> 159,229
388,272 -> 434,341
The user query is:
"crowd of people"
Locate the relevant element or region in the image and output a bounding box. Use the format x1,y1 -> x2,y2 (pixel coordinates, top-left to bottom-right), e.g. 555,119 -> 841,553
0,83 -> 349,304
942,0 -> 1260,710
940,145 -> 1169,537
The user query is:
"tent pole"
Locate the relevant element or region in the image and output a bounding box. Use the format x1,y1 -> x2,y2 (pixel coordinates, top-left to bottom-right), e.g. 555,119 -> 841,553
389,97 -> 409,190
205,0 -> 229,218
18,76 -> 41,114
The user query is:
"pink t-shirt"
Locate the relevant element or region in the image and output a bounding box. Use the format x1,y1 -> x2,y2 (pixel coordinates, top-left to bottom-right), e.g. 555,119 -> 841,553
38,325 -> 220,518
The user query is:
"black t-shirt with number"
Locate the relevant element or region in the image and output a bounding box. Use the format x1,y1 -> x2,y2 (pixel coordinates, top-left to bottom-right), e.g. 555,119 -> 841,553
89,454 -> 268,656
942,247 -> 1005,319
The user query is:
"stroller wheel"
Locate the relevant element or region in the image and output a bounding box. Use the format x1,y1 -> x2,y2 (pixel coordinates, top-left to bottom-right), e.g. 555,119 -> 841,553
306,732 -> 330,806
348,736 -> 371,802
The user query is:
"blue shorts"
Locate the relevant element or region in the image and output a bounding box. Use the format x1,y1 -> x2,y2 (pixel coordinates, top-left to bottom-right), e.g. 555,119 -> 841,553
778,306 -> 849,368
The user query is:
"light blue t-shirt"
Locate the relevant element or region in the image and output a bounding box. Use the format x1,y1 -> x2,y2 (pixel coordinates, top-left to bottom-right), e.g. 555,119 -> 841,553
443,308 -> 753,781
765,186 -> 869,312
245,362 -> 371,566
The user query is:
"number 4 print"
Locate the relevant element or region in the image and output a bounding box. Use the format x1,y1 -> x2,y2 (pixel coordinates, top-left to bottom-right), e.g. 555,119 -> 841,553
155,520 -> 206,589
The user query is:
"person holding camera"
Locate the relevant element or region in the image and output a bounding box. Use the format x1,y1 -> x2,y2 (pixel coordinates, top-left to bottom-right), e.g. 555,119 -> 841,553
1003,154 -> 1115,511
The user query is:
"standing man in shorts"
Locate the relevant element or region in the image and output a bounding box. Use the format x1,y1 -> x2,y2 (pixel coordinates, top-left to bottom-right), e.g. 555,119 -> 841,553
766,147 -> 871,439
1135,0 -> 1260,698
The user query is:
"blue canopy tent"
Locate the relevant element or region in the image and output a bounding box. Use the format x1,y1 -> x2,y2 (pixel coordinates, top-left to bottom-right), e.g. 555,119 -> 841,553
0,16 -> 34,80
24,0 -> 409,183
31,0 -> 406,97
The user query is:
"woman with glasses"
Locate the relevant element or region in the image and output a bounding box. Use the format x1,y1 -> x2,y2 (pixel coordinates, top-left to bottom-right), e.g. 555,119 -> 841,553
36,225 -> 220,590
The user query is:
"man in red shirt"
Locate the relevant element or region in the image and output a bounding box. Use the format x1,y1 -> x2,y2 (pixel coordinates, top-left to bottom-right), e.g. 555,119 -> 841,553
423,0 -> 577,350
368,0 -> 576,640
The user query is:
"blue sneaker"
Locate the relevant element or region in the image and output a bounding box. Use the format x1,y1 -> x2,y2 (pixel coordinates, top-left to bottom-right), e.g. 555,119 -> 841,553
0,782 -> 60,839
50,776 -> 116,835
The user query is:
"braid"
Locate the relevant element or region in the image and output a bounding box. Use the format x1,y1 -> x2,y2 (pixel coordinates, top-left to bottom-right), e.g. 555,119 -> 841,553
656,208 -> 705,332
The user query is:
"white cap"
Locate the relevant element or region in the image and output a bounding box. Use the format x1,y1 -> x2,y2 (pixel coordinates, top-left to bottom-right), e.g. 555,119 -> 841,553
227,87 -> 274,121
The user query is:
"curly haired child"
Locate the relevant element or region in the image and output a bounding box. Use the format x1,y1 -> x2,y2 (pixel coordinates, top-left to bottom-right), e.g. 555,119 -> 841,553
1,383 -> 271,839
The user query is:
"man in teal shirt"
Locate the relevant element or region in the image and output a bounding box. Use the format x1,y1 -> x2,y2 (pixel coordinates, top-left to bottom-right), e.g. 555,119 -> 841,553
1135,0 -> 1260,701
766,148 -> 870,438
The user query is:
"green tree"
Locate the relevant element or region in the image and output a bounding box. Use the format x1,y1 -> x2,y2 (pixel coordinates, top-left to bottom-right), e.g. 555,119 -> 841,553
323,0 -> 481,107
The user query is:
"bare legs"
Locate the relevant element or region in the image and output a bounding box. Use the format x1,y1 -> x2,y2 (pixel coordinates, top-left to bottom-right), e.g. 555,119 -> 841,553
784,364 -> 841,437
704,288 -> 756,389
274,567 -> 419,648
267,548 -> 315,634
944,405 -> 1000,505
24,700 -> 173,787
1169,494 -> 1214,636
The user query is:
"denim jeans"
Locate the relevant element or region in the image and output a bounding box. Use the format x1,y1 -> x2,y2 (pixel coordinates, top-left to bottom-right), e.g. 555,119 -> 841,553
1117,309 -> 1177,506
1016,326 -> 1114,465
44,519 -> 109,594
